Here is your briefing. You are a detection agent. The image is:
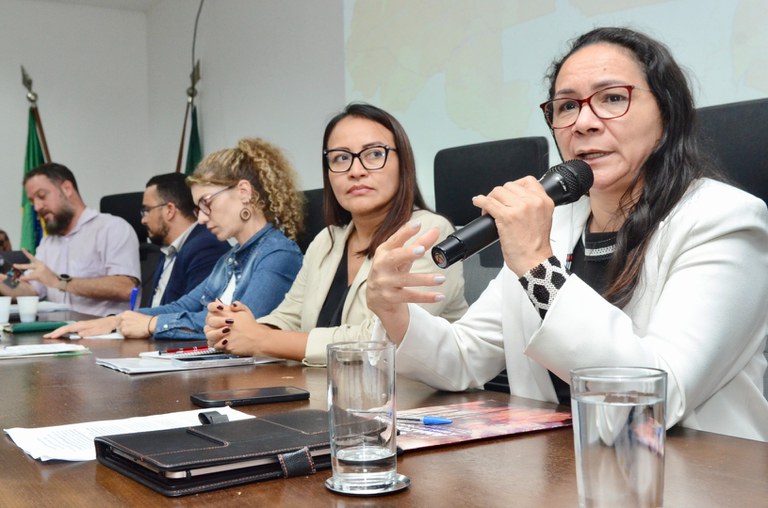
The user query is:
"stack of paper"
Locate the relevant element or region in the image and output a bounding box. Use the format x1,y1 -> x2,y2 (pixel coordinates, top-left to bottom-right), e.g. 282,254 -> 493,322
0,343 -> 89,360
95,355 -> 279,374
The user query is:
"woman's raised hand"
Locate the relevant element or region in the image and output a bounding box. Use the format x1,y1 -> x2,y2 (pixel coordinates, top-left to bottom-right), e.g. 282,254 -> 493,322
366,221 -> 447,343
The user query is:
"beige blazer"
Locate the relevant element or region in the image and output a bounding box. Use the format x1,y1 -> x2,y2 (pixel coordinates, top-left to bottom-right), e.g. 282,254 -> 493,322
259,209 -> 468,366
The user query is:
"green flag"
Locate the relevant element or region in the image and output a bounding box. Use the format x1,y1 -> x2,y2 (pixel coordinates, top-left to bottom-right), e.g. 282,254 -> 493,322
20,108 -> 45,253
184,105 -> 202,175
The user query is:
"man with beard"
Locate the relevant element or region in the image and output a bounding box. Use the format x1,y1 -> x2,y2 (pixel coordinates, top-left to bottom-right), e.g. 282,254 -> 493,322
141,173 -> 229,307
1,163 -> 141,316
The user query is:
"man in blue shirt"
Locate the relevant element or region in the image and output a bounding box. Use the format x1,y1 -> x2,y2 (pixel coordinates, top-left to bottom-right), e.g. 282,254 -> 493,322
141,173 -> 229,307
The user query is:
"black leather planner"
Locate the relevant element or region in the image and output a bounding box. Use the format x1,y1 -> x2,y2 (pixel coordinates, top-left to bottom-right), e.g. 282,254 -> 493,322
95,409 -> 333,496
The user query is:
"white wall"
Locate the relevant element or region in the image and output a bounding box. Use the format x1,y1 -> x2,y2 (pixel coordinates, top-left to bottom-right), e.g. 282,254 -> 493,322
146,0 -> 346,191
1,0 -> 346,246
0,0 -> 150,245
1,0 -> 765,247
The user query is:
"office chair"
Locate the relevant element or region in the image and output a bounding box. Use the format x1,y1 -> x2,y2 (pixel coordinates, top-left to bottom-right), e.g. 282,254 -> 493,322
433,136 -> 550,293
696,98 -> 768,397
100,192 -> 162,307
696,98 -> 768,204
100,192 -> 147,243
296,188 -> 326,254
433,137 -> 549,393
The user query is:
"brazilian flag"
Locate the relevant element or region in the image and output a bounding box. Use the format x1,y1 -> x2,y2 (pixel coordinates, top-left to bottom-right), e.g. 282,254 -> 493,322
20,108 -> 45,253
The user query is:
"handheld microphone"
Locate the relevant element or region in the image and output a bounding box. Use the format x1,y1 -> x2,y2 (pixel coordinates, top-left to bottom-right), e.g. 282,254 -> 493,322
432,159 -> 593,269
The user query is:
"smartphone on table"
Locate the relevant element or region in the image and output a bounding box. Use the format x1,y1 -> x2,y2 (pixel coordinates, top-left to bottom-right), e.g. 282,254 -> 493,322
191,386 -> 310,407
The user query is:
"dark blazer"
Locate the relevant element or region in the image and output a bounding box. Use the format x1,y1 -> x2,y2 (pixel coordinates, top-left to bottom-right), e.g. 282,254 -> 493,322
152,224 -> 230,306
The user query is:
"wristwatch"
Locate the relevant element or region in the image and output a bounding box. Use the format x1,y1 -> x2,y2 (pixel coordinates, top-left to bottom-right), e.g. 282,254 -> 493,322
58,273 -> 72,292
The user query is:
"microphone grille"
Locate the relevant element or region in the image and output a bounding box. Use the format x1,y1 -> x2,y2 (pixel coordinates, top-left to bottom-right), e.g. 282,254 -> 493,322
553,159 -> 594,199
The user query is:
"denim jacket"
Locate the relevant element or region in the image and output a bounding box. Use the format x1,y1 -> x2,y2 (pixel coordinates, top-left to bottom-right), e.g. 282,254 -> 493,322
141,224 -> 302,340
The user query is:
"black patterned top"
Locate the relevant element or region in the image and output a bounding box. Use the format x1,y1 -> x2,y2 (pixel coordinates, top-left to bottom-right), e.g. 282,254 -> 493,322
518,225 -> 618,405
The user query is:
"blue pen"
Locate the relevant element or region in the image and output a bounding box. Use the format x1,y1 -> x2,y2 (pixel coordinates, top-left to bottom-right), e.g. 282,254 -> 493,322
129,287 -> 139,310
396,415 -> 453,425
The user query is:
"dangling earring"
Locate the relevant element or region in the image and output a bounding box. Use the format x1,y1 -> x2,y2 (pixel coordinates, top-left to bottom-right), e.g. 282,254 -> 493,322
240,207 -> 252,222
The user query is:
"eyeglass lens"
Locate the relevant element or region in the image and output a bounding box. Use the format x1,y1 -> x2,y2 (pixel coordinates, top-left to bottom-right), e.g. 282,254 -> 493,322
140,203 -> 165,217
195,186 -> 232,217
325,146 -> 393,173
544,85 -> 633,128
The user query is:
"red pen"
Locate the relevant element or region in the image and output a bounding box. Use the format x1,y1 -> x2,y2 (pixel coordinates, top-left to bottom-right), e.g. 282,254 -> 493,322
160,346 -> 216,355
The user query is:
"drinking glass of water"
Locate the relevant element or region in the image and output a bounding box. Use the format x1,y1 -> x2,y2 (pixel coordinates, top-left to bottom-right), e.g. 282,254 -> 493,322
570,367 -> 667,508
325,341 -> 410,495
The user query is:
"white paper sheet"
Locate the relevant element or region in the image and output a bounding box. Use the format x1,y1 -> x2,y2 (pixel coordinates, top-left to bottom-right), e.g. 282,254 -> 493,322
4,406 -> 254,461
0,343 -> 89,359
96,355 -> 279,374
9,301 -> 70,314
63,332 -> 124,340
139,350 -> 279,362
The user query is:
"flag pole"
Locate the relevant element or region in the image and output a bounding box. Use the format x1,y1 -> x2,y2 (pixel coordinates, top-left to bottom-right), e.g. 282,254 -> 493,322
176,1 -> 205,174
175,62 -> 202,176
175,95 -> 192,174
21,66 -> 51,163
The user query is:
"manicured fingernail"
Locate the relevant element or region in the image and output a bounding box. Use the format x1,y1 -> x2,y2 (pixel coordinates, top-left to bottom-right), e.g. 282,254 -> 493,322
225,318 -> 234,325
413,245 -> 425,255
222,327 -> 230,334
409,220 -> 421,230
221,339 -> 228,346
433,275 -> 446,284
434,294 -> 445,302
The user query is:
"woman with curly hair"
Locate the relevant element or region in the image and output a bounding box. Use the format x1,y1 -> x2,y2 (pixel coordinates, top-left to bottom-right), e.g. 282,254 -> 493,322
48,138 -> 304,340
204,103 -> 468,366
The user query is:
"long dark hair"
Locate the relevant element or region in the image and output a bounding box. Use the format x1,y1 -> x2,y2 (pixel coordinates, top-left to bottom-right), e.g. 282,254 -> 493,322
545,27 -> 721,307
321,103 -> 428,257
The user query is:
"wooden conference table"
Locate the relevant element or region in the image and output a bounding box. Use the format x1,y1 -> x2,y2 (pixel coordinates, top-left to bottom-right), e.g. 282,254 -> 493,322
1,322 -> 767,507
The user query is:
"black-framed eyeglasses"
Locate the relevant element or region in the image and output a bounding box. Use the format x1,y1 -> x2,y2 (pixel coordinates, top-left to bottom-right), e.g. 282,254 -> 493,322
323,145 -> 397,173
139,203 -> 167,218
539,85 -> 640,129
193,185 -> 235,217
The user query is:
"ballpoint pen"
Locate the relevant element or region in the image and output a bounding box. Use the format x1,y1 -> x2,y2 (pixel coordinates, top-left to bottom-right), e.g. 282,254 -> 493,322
396,416 -> 453,425
160,346 -> 217,355
129,287 -> 139,311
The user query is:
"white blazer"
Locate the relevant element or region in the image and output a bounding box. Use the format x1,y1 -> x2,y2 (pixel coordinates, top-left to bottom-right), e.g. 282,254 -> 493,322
390,179 -> 768,442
